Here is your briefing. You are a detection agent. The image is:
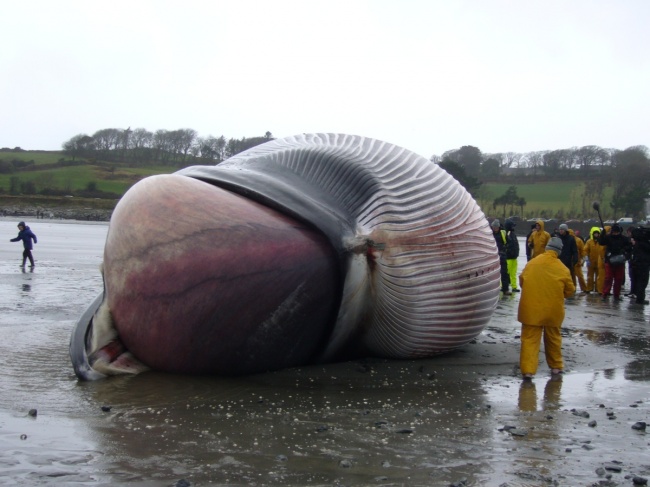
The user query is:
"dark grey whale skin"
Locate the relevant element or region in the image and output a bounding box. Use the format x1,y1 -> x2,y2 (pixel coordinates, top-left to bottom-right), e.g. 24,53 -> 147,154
71,133 -> 501,380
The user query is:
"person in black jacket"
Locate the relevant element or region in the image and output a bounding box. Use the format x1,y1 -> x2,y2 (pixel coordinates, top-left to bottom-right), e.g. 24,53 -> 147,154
491,219 -> 511,295
557,224 -> 579,278
629,227 -> 650,305
599,224 -> 632,301
504,218 -> 520,292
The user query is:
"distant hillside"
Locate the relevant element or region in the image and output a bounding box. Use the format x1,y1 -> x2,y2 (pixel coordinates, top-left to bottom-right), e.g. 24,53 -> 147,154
0,149 -> 638,223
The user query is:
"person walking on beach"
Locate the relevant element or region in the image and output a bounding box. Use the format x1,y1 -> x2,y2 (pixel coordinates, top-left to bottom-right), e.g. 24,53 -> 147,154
10,221 -> 38,268
518,237 -> 575,380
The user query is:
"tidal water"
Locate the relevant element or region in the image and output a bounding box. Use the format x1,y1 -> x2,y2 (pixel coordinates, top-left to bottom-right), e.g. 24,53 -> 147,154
1,223 -> 649,486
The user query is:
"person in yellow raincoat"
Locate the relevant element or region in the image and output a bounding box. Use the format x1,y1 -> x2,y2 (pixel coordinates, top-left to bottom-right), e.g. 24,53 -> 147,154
518,237 -> 575,379
584,227 -> 605,293
570,228 -> 587,292
527,220 -> 551,259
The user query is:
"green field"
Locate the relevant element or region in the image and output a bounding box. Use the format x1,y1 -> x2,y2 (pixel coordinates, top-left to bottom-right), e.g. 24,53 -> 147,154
476,182 -> 615,221
0,150 -> 625,220
0,150 -> 64,166
0,151 -> 178,195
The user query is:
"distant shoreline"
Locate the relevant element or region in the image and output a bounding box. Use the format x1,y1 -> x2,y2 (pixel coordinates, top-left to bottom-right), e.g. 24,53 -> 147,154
0,195 -> 114,222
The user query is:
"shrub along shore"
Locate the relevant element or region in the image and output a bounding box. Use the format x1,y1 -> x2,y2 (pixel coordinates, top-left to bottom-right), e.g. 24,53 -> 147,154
0,195 -> 115,222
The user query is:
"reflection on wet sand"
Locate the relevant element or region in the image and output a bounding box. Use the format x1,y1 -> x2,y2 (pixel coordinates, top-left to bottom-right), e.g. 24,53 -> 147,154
518,376 -> 563,413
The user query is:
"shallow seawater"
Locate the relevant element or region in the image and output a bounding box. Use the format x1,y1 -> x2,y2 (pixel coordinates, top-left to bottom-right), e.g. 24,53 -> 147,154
1,224 -> 649,486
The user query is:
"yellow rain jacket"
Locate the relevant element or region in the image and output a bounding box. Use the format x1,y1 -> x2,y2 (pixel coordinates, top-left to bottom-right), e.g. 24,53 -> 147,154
584,227 -> 604,265
571,229 -> 585,262
527,220 -> 551,259
518,251 -> 575,327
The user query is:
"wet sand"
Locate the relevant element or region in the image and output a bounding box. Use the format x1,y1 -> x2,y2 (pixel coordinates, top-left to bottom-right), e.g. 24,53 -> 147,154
1,220 -> 648,486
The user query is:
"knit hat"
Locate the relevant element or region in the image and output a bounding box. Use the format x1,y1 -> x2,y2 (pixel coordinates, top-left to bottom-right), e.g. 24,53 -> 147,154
611,224 -> 622,233
17,221 -> 25,228
490,219 -> 500,228
546,237 -> 563,255
559,223 -> 568,231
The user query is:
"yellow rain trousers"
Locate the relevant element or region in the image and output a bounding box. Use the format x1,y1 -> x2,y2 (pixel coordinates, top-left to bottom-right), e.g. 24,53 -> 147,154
518,251 -> 575,375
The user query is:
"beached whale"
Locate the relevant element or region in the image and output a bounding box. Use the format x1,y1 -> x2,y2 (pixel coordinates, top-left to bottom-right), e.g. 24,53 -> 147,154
70,133 -> 501,380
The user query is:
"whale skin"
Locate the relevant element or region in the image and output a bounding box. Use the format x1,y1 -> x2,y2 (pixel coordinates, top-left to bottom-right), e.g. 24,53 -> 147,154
70,133 -> 501,380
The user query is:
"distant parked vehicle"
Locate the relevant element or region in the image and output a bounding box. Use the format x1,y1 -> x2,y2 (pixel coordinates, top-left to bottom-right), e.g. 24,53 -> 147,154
616,217 -> 633,225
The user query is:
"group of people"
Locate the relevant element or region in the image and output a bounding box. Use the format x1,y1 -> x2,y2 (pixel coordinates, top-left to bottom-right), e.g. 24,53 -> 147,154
491,217 -> 650,381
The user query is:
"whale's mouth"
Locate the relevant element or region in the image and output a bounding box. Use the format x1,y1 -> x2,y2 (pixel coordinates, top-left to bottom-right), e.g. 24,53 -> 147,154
71,293 -> 149,380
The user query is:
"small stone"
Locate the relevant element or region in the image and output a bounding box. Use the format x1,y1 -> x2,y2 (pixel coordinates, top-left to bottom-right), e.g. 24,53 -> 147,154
572,409 -> 590,418
174,480 -> 191,487
604,462 -> 623,472
606,411 -> 615,417
596,467 -> 606,476
565,448 -> 572,452
608,415 -> 617,420
633,476 -> 648,485
588,420 -> 597,427
27,409 -> 37,417
339,459 -> 352,468
316,425 -> 328,432
599,404 -> 606,408
381,460 -> 391,467
630,404 -> 639,408
20,434 -> 27,440
396,428 -> 413,434
101,406 -> 112,412
632,422 -> 647,431
581,444 -> 595,450
276,455 -> 288,462
449,478 -> 468,487
509,428 -> 528,437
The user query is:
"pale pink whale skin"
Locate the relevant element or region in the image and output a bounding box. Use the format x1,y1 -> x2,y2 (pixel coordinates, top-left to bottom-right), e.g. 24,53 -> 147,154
103,174 -> 340,375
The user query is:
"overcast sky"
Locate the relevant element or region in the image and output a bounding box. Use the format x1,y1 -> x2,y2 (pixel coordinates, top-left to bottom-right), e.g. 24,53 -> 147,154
1,0 -> 648,158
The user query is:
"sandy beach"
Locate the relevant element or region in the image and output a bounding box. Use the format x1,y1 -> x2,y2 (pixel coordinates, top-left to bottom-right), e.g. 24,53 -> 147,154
1,219 -> 648,486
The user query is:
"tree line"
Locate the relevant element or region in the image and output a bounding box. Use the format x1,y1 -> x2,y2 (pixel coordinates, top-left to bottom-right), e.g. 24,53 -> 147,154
62,128 -> 275,166
58,128 -> 649,218
434,144 -> 650,220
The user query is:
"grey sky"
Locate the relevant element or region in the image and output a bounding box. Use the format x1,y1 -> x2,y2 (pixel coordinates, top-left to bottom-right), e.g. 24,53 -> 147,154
1,0 -> 648,159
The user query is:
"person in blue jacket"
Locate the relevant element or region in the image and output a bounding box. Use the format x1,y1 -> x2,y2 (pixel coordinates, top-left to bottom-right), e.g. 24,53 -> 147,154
10,221 -> 38,267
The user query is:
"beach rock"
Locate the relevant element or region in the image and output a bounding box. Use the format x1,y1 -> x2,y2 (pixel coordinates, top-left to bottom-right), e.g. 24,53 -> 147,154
631,421 -> 646,431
